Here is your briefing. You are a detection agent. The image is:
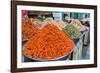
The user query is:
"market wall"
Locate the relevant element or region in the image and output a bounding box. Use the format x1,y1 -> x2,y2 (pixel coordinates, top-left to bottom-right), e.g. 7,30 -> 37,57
0,0 -> 99,73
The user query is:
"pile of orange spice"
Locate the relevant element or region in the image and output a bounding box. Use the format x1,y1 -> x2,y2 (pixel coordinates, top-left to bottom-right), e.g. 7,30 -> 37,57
23,24 -> 74,60
22,18 -> 39,41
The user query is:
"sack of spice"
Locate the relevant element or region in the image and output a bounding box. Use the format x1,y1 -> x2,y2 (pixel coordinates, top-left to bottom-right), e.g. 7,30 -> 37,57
70,19 -> 87,31
42,17 -> 62,30
63,24 -> 82,40
28,17 -> 42,29
55,20 -> 66,28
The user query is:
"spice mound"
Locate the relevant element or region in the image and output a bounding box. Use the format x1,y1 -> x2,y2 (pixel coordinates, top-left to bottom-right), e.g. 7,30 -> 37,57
63,24 -> 82,40
22,18 -> 38,41
23,24 -> 74,60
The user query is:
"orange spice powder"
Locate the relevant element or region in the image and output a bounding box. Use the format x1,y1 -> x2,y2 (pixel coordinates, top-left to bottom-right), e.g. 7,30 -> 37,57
23,24 -> 74,60
22,18 -> 39,41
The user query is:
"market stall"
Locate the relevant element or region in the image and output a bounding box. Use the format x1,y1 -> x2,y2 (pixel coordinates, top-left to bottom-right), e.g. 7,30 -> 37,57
22,11 -> 90,62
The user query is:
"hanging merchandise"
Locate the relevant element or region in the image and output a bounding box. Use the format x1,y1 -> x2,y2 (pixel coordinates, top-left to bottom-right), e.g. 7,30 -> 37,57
52,12 -> 63,20
22,10 -> 28,18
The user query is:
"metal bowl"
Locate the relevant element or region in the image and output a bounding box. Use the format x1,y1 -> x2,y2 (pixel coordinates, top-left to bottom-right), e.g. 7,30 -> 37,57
22,39 -> 75,62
